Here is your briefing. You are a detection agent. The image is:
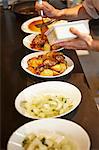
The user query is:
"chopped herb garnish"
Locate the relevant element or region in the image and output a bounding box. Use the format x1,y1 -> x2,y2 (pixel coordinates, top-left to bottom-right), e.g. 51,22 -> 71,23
41,137 -> 48,146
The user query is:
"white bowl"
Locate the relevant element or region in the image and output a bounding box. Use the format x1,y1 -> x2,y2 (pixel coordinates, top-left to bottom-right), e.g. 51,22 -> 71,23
15,81 -> 81,119
7,118 -> 90,150
23,33 -> 64,52
21,51 -> 74,78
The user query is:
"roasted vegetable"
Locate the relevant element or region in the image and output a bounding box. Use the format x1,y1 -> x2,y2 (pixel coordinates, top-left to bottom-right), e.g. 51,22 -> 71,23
27,52 -> 68,76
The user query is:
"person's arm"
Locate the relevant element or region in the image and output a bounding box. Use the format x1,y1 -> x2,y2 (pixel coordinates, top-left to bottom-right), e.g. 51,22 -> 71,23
57,4 -> 92,21
70,28 -> 99,51
89,40 -> 99,52
35,1 -> 92,21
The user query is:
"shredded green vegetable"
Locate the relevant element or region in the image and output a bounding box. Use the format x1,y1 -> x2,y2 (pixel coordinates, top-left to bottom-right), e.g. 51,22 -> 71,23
20,94 -> 73,118
22,132 -> 77,150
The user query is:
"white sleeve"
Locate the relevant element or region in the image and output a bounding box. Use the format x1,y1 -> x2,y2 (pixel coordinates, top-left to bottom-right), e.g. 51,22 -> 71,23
83,0 -> 99,19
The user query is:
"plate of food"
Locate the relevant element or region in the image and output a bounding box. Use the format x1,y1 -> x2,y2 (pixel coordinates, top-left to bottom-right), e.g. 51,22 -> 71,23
15,81 -> 81,119
21,16 -> 67,34
7,118 -> 90,150
21,51 -> 74,78
23,33 -> 63,52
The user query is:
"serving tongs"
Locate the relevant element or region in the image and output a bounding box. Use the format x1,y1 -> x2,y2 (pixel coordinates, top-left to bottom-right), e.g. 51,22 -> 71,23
36,18 -> 57,28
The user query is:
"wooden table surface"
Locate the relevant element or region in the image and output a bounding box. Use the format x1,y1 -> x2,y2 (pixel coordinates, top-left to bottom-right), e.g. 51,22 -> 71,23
1,8 -> 99,150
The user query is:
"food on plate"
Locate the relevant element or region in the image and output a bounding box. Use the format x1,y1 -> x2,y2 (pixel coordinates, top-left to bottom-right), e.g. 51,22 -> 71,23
20,94 -> 73,118
30,34 -> 49,51
28,18 -> 51,32
27,52 -> 68,76
43,42 -> 51,51
30,34 -> 62,51
40,69 -> 54,76
51,63 -> 66,73
22,131 -> 77,150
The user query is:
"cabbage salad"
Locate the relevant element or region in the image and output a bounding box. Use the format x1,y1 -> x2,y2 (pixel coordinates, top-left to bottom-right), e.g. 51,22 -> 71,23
20,94 -> 73,118
22,132 -> 77,150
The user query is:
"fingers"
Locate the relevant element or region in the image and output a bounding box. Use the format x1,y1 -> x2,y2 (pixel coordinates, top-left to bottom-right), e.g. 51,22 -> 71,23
35,1 -> 49,17
42,1 -> 53,9
70,27 -> 80,35
35,1 -> 53,12
70,27 -> 89,40
35,2 -> 42,11
70,27 -> 86,39
56,39 -> 88,50
70,27 -> 93,48
35,1 -> 57,18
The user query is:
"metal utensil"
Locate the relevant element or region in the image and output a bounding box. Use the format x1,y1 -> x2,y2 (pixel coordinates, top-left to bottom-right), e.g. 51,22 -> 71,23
35,19 -> 57,28
38,0 -> 43,16
38,0 -> 49,34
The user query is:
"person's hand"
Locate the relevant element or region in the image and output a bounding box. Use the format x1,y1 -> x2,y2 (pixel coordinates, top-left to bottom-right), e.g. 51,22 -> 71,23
57,27 -> 93,50
35,1 -> 60,18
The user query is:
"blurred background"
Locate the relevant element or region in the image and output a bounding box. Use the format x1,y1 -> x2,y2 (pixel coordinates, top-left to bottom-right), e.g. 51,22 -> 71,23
1,0 -> 83,9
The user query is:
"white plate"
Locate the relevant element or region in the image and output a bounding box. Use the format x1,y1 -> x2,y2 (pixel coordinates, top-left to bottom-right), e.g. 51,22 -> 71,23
21,51 -> 74,78
7,118 -> 90,150
23,33 -> 64,52
15,81 -> 81,119
21,16 -> 67,34
21,16 -> 43,34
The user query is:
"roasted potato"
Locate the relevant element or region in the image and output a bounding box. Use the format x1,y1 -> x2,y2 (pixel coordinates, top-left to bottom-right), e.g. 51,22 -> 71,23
51,63 -> 66,73
53,70 -> 60,76
27,66 -> 36,74
27,58 -> 43,68
40,69 -> 54,76
27,52 -> 68,77
43,42 -> 51,51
